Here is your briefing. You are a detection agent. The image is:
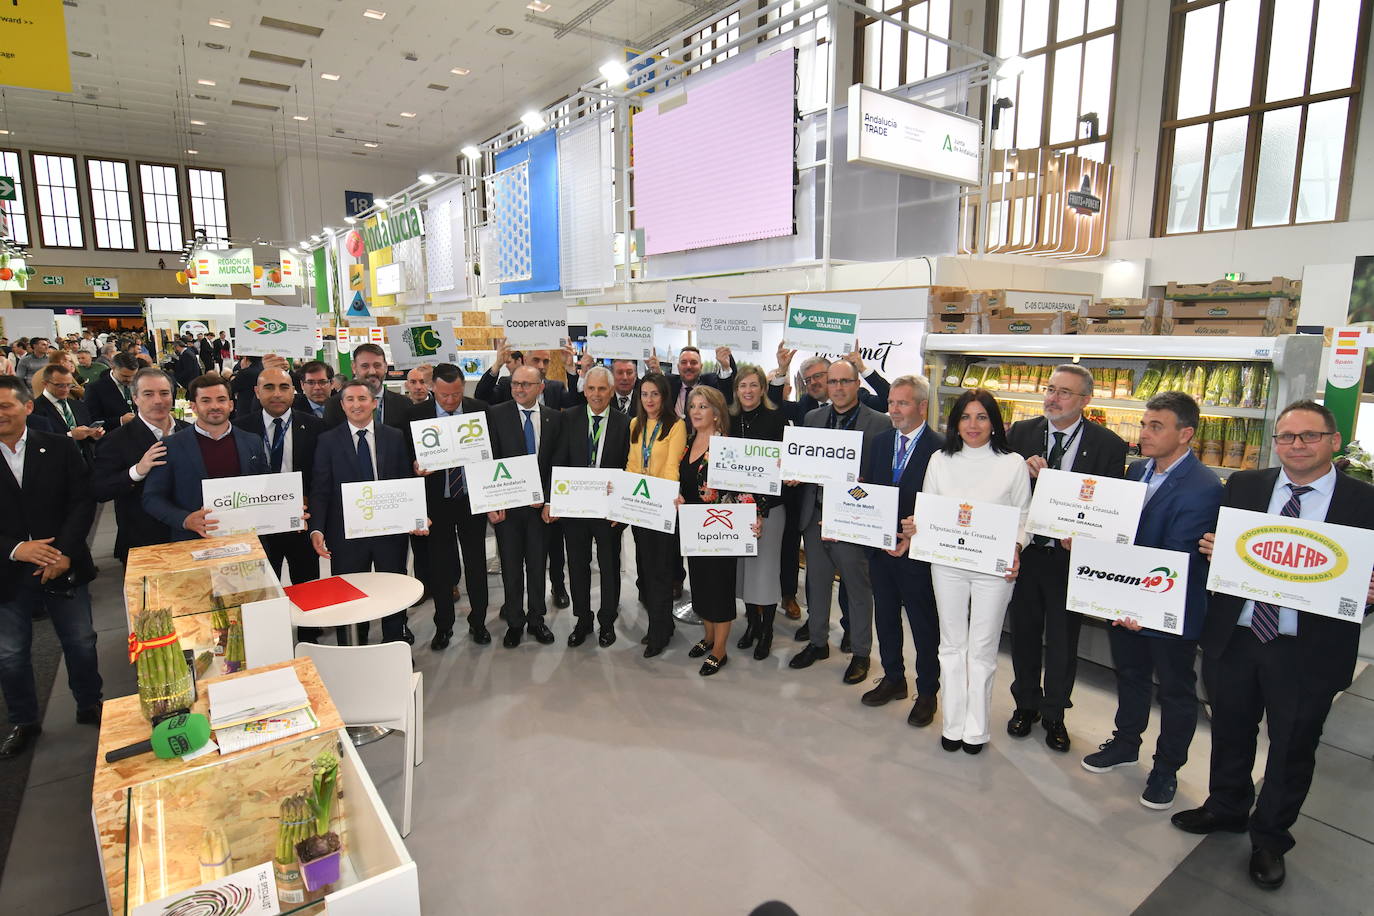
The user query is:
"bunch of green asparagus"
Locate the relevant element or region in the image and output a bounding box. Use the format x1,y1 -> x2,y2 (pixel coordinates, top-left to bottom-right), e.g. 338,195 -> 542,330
132,608 -> 193,721
276,795 -> 312,865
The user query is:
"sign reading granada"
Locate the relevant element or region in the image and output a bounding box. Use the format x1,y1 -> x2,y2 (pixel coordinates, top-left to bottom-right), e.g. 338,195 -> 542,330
1236,524 -> 1347,581
1207,506 -> 1374,623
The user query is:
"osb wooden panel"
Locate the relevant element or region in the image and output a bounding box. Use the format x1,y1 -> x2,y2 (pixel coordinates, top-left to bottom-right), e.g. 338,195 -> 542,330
122,537 -> 269,624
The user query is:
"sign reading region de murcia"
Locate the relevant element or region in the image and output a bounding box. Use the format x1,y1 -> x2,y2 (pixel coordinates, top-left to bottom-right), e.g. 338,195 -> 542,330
195,248 -> 255,285
1206,506 -> 1374,623
234,303 -> 318,358
679,503 -> 757,556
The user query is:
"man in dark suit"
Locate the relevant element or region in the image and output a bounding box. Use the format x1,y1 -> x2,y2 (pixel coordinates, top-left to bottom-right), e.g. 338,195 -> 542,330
609,359 -> 640,415
231,355 -> 264,419
546,365 -> 631,648
645,345 -> 737,415
1081,391 -> 1222,813
1006,364 -> 1129,752
407,364 -> 490,650
1172,400 -> 1374,890
84,352 -> 139,427
788,359 -> 892,684
767,345 -> 892,423
309,379 -> 420,644
91,368 -> 188,562
859,375 -> 945,725
293,360 -> 333,421
143,375 -> 270,540
474,344 -> 574,408
31,363 -> 105,464
0,377 -> 103,758
487,365 -> 560,648
172,340 -> 201,392
234,366 -> 324,639
198,334 -> 216,373
321,343 -> 411,431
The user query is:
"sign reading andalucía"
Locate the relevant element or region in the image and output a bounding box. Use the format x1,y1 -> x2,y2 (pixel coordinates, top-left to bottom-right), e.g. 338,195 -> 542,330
1207,506 -> 1374,622
361,204 -> 424,253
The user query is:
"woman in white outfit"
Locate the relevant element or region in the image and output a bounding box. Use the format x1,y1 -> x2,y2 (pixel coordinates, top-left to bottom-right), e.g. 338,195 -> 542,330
919,388 -> 1031,754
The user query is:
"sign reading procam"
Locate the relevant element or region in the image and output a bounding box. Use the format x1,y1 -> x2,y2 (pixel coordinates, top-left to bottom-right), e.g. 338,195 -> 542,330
846,83 -> 982,186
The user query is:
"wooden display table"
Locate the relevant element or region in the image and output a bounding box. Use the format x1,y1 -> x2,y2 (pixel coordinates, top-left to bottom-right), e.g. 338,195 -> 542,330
122,536 -> 271,625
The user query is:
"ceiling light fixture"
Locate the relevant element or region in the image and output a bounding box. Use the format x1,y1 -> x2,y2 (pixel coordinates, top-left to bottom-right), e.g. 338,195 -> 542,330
321,72 -> 341,81
197,78 -> 217,86
190,119 -> 206,126
293,115 -> 309,121
208,17 -> 232,29
71,50 -> 93,58
0,130 -> 10,136
374,198 -> 389,209
363,8 -> 387,20
450,67 -> 470,76
418,172 -> 436,185
364,141 -> 379,148
344,216 -> 357,224
186,149 -> 199,155
399,111 -> 417,118
461,145 -> 481,159
599,60 -> 629,86
520,110 -> 546,130
526,1 -> 551,12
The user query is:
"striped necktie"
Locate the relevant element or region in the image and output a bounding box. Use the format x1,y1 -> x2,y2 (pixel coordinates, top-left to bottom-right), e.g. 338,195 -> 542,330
1249,484 -> 1314,642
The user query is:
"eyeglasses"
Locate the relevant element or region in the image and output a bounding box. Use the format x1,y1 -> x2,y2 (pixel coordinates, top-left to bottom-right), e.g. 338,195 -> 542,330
827,378 -> 858,386
1272,431 -> 1334,445
302,378 -> 331,386
510,380 -> 541,389
803,371 -> 829,383
1042,385 -> 1088,399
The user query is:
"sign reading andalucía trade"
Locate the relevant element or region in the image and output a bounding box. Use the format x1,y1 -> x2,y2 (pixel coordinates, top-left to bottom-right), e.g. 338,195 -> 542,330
385,320 -> 458,370
233,303 -> 318,358
1207,506 -> 1374,623
361,204 -> 424,253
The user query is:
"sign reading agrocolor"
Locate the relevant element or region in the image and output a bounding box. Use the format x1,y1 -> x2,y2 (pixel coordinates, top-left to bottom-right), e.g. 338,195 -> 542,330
1207,506 -> 1374,623
846,83 -> 982,186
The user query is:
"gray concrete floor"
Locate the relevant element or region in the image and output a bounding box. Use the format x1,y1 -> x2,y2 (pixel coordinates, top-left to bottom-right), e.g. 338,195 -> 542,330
2,515 -> 1371,915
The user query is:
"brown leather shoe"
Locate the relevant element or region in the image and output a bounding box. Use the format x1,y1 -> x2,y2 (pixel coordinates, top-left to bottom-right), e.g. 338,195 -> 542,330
782,596 -> 802,620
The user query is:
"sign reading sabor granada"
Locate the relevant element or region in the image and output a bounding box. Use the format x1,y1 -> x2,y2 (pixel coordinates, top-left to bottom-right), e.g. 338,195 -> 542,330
1206,506 -> 1374,623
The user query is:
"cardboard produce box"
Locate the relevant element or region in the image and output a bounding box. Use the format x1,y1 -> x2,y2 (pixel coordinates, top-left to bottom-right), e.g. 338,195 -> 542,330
1080,298 -> 1162,319
927,286 -> 970,316
928,314 -> 980,334
1165,276 -> 1300,300
1162,298 -> 1298,321
1160,317 -> 1290,337
982,313 -> 1078,335
1079,317 -> 1159,335
979,289 -> 1092,314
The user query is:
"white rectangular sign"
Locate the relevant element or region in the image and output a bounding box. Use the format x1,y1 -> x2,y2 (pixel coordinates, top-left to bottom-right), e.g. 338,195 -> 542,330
1067,539 -> 1190,635
188,273 -> 232,295
1025,468 -> 1147,545
909,492 -> 1021,576
233,303 -> 318,358
132,860 -> 280,916
822,481 -> 900,550
781,426 -> 863,486
783,296 -> 862,351
679,502 -> 757,556
195,247 -> 255,285
695,299 -> 763,353
409,412 -> 493,472
708,435 -> 782,496
375,262 -> 405,296
502,300 -> 568,351
608,470 -> 678,533
202,472 -> 305,537
1206,507 -> 1374,623
386,320 -> 460,370
466,454 -> 546,513
1003,290 -> 1093,314
846,82 -> 982,186
583,308 -> 656,360
341,477 -> 428,539
664,282 -> 730,331
549,466 -> 612,519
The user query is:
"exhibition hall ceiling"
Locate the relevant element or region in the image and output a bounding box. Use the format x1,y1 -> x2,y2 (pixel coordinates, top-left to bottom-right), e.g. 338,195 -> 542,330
5,0 -> 731,169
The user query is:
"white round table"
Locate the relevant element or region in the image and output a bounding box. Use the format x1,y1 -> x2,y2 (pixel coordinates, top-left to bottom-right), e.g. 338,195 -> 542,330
289,572 -> 422,746
288,572 -> 423,637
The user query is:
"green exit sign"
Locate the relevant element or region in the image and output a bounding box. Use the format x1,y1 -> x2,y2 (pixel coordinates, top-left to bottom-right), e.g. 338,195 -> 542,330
1223,272 -> 1245,282
41,276 -> 64,286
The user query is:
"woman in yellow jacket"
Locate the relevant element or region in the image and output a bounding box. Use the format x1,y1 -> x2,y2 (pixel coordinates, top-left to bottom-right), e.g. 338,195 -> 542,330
622,373 -> 687,657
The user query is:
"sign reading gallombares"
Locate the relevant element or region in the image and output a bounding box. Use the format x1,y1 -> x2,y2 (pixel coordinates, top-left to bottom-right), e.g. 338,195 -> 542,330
385,320 -> 459,370
201,472 -> 305,537
234,303 -> 318,358
1206,506 -> 1374,623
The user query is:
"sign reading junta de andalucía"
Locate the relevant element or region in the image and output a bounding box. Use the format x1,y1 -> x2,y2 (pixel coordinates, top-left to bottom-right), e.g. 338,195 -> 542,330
408,411 -> 493,472
1206,506 -> 1374,623
361,204 -> 424,253
466,455 -> 545,513
783,297 -> 862,351
195,248 -> 255,285
385,320 -> 458,370
233,303 -> 318,358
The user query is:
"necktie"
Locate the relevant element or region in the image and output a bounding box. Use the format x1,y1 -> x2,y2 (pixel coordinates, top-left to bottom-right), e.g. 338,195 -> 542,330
445,466 -> 466,498
617,395 -> 627,413
1030,431 -> 1069,548
589,414 -> 603,467
356,429 -> 375,480
522,409 -> 536,455
121,385 -> 133,411
58,399 -> 76,429
892,434 -> 911,478
1250,484 -> 1314,642
269,417 -> 285,473
375,394 -> 385,426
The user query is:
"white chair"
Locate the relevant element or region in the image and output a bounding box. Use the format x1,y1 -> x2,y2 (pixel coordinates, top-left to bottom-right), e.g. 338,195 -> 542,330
295,642 -> 424,837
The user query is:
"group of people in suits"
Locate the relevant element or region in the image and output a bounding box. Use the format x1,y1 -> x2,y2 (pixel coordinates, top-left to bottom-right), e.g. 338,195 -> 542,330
0,334 -> 1368,896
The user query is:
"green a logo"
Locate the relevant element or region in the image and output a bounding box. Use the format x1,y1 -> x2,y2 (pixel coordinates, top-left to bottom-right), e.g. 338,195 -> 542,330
631,478 -> 651,498
942,135 -> 953,151
355,485 -> 376,520
419,426 -> 442,449
493,462 -> 511,481
456,419 -> 483,444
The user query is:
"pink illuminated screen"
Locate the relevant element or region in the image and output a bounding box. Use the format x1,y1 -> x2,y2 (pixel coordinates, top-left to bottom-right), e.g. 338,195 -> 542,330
632,50 -> 795,256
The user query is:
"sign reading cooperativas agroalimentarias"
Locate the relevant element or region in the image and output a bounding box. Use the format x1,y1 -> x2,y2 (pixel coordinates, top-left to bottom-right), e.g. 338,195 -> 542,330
361,205 -> 425,253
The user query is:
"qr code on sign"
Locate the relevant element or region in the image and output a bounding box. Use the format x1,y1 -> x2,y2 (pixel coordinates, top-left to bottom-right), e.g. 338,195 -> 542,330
745,542 -> 755,555
994,558 -> 1007,573
846,473 -> 857,483
883,534 -> 893,548
414,518 -> 426,530
289,517 -> 301,529
1162,613 -> 1179,631
1337,598 -> 1359,619
1116,534 -> 1130,544
750,340 -> 760,350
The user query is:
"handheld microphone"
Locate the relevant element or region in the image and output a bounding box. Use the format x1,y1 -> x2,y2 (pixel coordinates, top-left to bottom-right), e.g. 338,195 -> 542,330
104,712 -> 212,763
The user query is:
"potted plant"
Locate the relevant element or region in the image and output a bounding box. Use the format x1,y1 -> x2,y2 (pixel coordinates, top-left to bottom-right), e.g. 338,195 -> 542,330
274,794 -> 310,904
295,748 -> 342,891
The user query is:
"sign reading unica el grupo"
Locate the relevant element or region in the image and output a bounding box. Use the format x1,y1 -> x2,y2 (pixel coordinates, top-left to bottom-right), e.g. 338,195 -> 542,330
846,83 -> 982,186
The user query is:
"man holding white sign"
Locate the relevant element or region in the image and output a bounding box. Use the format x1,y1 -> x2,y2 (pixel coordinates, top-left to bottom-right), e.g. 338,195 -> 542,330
1172,400 -> 1374,891
1007,364 -> 1130,753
